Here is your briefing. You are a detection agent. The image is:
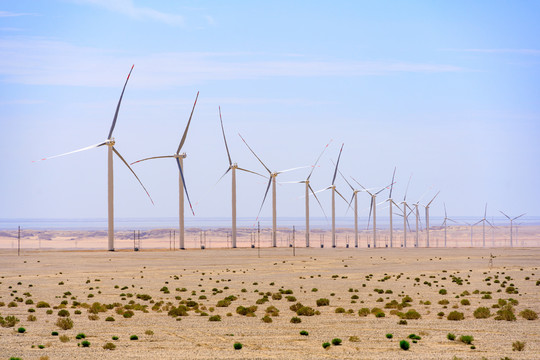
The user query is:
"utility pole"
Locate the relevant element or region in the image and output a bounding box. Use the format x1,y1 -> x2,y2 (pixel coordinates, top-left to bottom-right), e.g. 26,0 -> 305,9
257,222 -> 261,258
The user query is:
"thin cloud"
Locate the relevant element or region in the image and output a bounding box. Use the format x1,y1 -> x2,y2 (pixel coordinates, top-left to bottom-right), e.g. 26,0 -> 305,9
0,11 -> 38,17
75,0 -> 184,26
446,48 -> 540,55
0,37 -> 465,88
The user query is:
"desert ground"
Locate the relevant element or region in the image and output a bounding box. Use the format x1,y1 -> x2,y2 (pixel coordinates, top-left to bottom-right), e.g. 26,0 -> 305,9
0,244 -> 539,359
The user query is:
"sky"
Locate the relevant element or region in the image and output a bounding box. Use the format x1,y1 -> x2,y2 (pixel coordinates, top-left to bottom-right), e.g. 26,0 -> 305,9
0,0 -> 539,227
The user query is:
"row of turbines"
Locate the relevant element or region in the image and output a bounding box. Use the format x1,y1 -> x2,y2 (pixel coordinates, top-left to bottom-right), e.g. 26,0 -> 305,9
35,66 -> 526,251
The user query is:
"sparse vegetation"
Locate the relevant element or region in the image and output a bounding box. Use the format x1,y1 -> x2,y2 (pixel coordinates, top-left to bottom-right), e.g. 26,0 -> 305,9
447,311 -> 464,321
400,340 -> 410,350
512,341 -> 525,351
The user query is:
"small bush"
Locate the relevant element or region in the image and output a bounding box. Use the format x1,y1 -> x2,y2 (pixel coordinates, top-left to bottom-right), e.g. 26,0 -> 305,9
209,315 -> 221,322
112,336 -> 119,340
331,338 -> 342,346
322,342 -> 331,349
130,335 -> 138,340
512,340 -> 525,351
233,342 -> 242,350
398,319 -> 407,325
290,316 -> 301,323
17,327 -> 26,333
103,342 -> 116,350
495,305 -> 516,321
474,307 -> 491,319
36,301 -> 50,308
386,333 -> 393,339
316,298 -> 330,306
399,340 -> 410,350
81,340 -> 90,347
261,315 -> 272,323
0,315 -> 20,328
236,305 -> 257,316
460,335 -> 474,344
300,330 -> 309,336
58,309 -> 70,317
27,314 -> 36,322
51,331 -> 59,336
358,308 -> 370,317
460,299 -> 470,306
59,335 -> 69,342
439,289 -> 447,295
401,309 -> 421,319
105,316 -> 115,322
519,309 -> 538,320
75,333 -> 86,339
335,307 -> 346,314
56,317 -> 74,330
447,311 -> 464,321
447,333 -> 456,341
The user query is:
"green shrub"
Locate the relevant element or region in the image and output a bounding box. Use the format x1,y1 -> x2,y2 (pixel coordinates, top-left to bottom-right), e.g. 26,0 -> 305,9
300,330 -> 309,336
331,338 -> 342,346
209,315 -> 221,322
401,309 -> 421,319
290,316 -> 301,323
447,333 -> 456,341
130,335 -> 138,340
59,335 -> 69,342
398,319 -> 407,325
399,340 -> 410,350
375,311 -> 385,318
460,335 -> 474,344
0,315 -> 20,328
512,340 -> 525,351
495,305 -> 516,321
438,299 -> 449,305
474,307 -> 491,319
27,314 -> 36,322
408,333 -> 421,340
358,308 -> 370,317
386,333 -> 393,339
236,305 -> 257,316
519,309 -> 538,320
103,342 -> 116,350
261,315 -> 272,323
36,301 -> 50,308
112,335 -> 119,340
447,311 -> 464,321
51,331 -> 59,336
56,317 -> 74,330
297,306 -> 315,316
335,307 -> 346,313
439,289 -> 447,295
233,342 -> 242,350
316,298 -> 330,306
460,299 -> 470,306
17,327 -> 26,333
81,340 -> 90,347
75,333 -> 86,339
265,305 -> 280,317
322,342 -> 331,349
58,309 -> 70,317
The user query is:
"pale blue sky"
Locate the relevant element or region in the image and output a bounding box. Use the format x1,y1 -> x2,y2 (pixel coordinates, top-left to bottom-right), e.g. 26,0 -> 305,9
0,0 -> 538,224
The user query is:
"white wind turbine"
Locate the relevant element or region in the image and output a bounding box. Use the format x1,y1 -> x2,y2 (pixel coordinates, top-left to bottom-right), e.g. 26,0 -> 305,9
353,180 -> 389,248
475,203 -> 493,248
499,211 -> 526,247
313,144 -> 349,248
217,107 -> 265,248
35,65 -> 153,251
399,174 -> 413,247
422,191 -> 440,247
283,141 -> 331,247
131,92 -> 199,250
240,134 -> 308,247
441,203 -> 457,248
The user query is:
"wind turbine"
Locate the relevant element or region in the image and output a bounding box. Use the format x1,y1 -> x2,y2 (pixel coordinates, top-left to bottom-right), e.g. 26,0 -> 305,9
441,203 -> 457,248
399,174 -> 413,247
131,92 -> 199,250
464,221 -> 475,247
313,144 -> 348,248
499,211 -> 526,247
283,141 -> 331,247
385,167 -> 398,248
216,107 -> 264,248
422,191 -> 440,248
353,179 -> 389,248
337,171 -> 371,248
476,203 -> 493,248
35,65 -> 153,251
240,134 -> 308,247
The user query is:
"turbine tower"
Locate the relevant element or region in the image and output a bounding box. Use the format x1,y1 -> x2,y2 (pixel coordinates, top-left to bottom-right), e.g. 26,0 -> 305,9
217,107 -> 264,248
283,142 -> 331,247
313,144 -> 348,248
476,203 -> 493,248
385,167 -> 398,248
441,203 -> 457,247
132,92 -> 199,249
337,171 -> 371,248
422,191 -> 440,247
499,211 -> 525,247
400,174 -> 413,247
240,134 -> 307,247
35,65 -> 153,251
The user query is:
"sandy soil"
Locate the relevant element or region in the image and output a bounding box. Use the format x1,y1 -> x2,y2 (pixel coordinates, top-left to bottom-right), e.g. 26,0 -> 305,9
0,247 -> 539,359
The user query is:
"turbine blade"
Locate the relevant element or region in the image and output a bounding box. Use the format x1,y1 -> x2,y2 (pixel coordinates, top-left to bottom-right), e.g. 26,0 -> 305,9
345,192 -> 355,216
176,91 -> 199,154
216,166 -> 232,184
427,190 -> 440,206
277,165 -> 311,174
389,166 -> 396,199
335,188 -> 349,205
499,210 -> 511,220
331,143 -> 344,185
176,157 -> 195,215
513,213 -> 526,221
256,177 -> 273,221
279,180 -> 305,184
237,167 -> 266,178
403,173 -> 412,202
238,134 -> 271,174
366,197 -> 373,230
130,155 -> 176,165
313,186 -> 331,195
444,202 -> 447,218
33,141 -> 106,162
219,106 -> 232,166
112,147 -> 154,205
307,139 -> 332,180
309,184 -> 328,220
108,65 -> 134,140
484,203 -> 488,219
351,177 -> 372,195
